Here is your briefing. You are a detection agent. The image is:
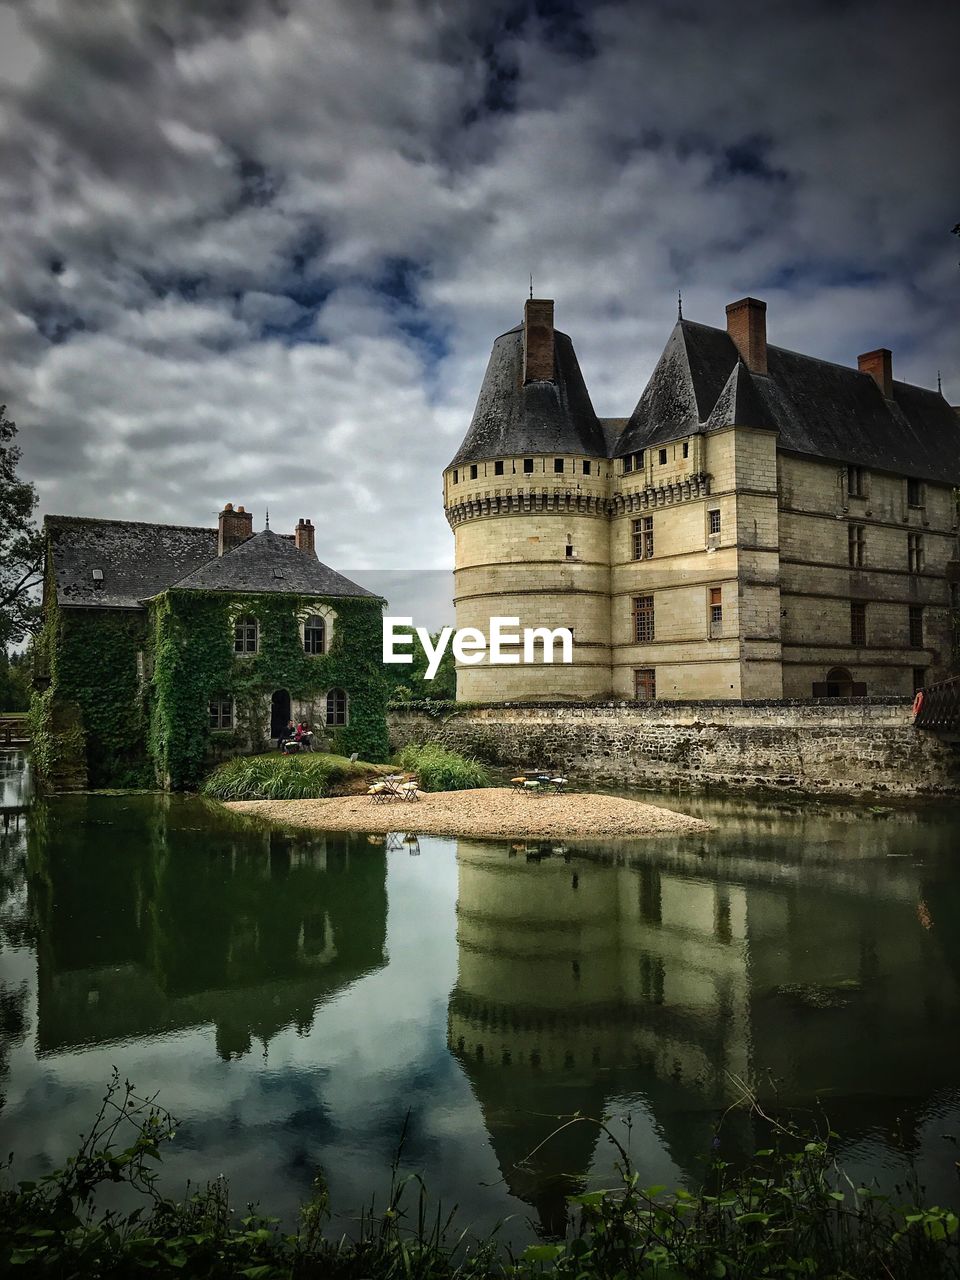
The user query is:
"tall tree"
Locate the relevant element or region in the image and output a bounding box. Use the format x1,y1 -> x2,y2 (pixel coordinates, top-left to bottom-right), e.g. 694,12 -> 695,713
0,406 -> 43,647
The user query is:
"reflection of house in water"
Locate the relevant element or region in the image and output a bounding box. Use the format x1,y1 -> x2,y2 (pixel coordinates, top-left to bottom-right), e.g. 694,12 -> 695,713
27,794 -> 387,1060
449,826 -> 960,1234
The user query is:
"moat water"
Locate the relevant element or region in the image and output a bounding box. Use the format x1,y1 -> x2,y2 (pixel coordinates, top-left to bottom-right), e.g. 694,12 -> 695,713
1,748 -> 959,1242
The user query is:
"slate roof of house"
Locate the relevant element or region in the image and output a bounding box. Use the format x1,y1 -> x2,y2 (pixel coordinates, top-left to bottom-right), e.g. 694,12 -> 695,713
45,516 -> 376,610
169,528 -> 378,598
45,515 -> 219,610
448,322 -> 609,467
615,319 -> 960,485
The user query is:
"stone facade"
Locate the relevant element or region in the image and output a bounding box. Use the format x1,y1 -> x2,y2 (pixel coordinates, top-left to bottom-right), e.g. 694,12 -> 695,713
444,296 -> 960,703
389,701 -> 960,797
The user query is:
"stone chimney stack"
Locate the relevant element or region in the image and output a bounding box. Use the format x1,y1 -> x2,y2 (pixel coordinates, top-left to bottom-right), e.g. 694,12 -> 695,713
218,503 -> 253,556
725,297 -> 768,374
295,518 -> 316,556
523,298 -> 555,384
858,348 -> 893,398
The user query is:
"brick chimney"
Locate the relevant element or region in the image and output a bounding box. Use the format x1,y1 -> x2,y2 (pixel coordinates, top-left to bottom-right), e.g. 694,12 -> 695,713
218,503 -> 253,556
726,297 -> 768,374
858,348 -> 893,398
295,518 -> 316,556
523,298 -> 555,383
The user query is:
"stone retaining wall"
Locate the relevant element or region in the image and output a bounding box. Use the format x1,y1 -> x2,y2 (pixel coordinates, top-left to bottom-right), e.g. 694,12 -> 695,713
388,700 -> 960,796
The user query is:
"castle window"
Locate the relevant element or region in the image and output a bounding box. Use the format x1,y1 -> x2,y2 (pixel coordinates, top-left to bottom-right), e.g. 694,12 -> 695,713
658,449 -> 667,466
634,668 -> 656,701
909,606 -> 924,648
632,516 -> 654,560
494,460 -> 504,475
623,454 -> 633,474
633,595 -> 655,644
453,470 -> 458,484
848,523 -> 865,567
470,464 -> 478,479
637,450 -> 644,468
708,509 -> 721,537
326,687 -> 348,727
908,533 -> 924,574
552,457 -> 563,473
850,602 -> 866,647
709,587 -> 723,638
682,441 -> 689,458
209,697 -> 234,730
523,458 -> 534,474
303,614 -> 326,655
847,465 -> 865,498
913,667 -> 926,694
907,477 -> 923,507
565,544 -> 574,558
582,460 -> 591,475
234,615 -> 259,654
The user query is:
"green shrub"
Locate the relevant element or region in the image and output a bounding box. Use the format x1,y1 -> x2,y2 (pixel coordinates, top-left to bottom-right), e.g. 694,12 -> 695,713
395,743 -> 491,791
201,752 -> 374,801
2,1075 -> 958,1279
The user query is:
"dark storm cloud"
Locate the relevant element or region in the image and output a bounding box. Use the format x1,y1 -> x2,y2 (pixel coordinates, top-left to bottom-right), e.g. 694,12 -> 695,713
0,0 -> 957,573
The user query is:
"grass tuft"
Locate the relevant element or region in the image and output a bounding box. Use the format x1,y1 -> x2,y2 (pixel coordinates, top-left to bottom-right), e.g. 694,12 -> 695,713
395,743 -> 492,792
201,752 -> 377,801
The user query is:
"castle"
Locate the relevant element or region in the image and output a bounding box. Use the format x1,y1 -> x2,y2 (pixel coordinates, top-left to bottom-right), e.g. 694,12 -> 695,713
444,296 -> 960,702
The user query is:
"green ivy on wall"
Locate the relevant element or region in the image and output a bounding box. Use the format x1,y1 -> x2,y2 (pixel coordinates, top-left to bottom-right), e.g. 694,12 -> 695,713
33,572 -> 388,791
148,589 -> 388,790
31,582 -> 151,788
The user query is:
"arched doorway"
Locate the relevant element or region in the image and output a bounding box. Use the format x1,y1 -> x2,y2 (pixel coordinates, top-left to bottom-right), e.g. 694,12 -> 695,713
270,689 -> 291,739
812,668 -> 866,697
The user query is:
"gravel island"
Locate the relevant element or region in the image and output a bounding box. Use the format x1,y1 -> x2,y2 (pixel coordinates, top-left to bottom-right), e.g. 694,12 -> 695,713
223,786 -> 709,839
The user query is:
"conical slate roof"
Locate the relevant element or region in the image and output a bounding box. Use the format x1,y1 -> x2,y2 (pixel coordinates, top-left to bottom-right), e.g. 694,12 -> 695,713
168,528 -> 378,598
448,323 -> 607,468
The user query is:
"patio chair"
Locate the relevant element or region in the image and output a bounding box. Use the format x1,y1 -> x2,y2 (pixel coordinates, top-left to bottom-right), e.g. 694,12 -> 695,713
510,775 -> 528,793
367,782 -> 390,804
547,776 -> 568,794
399,779 -> 420,802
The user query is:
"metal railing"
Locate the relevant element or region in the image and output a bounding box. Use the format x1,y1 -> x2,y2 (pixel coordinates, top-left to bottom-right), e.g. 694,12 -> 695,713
915,675 -> 960,732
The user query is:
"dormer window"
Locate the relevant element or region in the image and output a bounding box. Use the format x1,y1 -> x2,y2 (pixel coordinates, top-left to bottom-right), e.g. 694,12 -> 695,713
234,614 -> 259,654
92,568 -> 104,581
273,568 -> 284,580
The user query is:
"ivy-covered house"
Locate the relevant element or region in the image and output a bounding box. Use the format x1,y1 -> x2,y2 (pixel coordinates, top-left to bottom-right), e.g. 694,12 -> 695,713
33,503 -> 388,790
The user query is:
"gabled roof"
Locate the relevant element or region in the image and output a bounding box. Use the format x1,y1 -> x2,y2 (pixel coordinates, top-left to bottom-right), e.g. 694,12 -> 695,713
448,322 -> 608,468
168,528 -> 378,598
614,319 -> 960,485
45,515 -> 218,610
704,361 -> 777,432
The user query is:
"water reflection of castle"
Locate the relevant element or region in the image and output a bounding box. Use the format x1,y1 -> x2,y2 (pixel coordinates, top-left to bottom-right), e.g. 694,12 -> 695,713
28,795 -> 387,1060
448,832 -> 960,1234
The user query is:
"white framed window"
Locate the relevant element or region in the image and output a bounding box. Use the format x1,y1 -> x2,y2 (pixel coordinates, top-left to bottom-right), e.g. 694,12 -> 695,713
209,697 -> 234,730
234,615 -> 259,654
326,687 -> 348,727
300,606 -> 336,654
303,614 -> 326,655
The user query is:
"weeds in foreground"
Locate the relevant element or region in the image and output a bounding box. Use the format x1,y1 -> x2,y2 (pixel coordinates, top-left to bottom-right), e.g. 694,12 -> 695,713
1,1071 -> 957,1278
396,743 -> 492,792
201,752 -> 376,801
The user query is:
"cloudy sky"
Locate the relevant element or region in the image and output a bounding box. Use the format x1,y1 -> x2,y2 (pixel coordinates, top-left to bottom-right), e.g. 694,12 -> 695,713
1,0 -> 958,584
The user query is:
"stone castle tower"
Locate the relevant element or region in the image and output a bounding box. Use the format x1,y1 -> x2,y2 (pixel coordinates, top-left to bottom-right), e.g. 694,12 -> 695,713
444,299 -> 613,700
443,296 -> 960,703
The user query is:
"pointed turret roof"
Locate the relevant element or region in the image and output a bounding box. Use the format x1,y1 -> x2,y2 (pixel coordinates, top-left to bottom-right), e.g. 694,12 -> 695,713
167,528 -> 378,598
448,321 -> 607,468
